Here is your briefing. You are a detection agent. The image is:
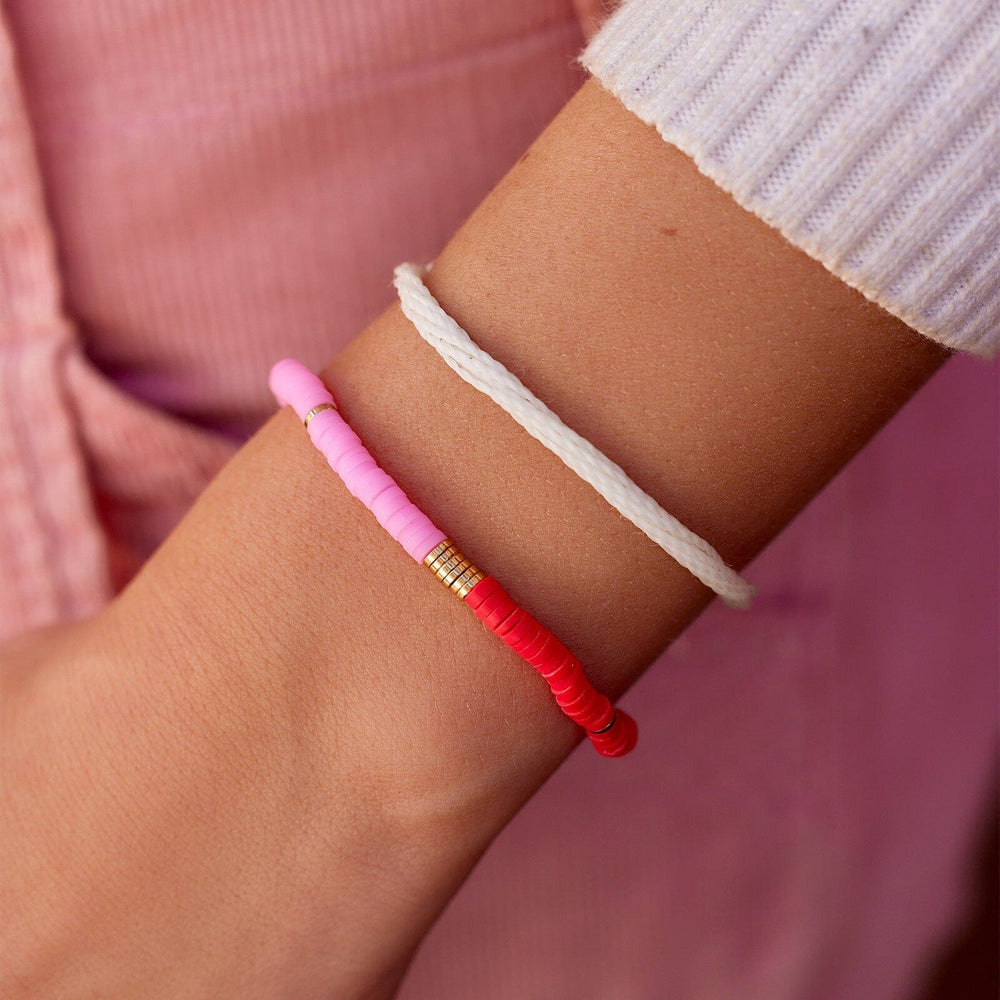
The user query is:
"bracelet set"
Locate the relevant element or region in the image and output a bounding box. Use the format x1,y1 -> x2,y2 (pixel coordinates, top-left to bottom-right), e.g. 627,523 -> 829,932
269,263 -> 754,759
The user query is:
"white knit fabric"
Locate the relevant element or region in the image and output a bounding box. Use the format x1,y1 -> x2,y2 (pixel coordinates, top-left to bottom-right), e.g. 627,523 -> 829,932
580,0 -> 1000,360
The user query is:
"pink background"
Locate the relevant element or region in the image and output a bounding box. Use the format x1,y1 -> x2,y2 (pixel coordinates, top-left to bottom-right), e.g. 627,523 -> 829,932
2,2 -> 996,996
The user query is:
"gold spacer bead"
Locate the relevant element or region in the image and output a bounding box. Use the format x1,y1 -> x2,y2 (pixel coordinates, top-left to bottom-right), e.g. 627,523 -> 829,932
303,403 -> 336,429
589,711 -> 618,735
423,539 -> 485,599
452,565 -> 483,600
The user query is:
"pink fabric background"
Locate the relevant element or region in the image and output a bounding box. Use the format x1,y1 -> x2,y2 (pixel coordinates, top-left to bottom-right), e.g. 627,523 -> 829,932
1,2 -> 996,997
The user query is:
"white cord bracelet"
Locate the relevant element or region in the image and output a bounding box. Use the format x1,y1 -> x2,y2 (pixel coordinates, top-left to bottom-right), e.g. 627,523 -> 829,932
393,261 -> 756,610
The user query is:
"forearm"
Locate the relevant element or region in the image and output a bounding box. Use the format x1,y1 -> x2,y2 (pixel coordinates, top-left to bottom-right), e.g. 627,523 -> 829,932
2,78 -> 950,996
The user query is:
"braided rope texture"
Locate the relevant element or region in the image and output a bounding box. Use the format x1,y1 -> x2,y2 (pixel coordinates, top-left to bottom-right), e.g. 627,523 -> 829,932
393,262 -> 756,609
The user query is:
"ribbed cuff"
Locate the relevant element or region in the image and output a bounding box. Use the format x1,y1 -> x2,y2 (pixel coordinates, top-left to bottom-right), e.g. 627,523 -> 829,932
580,0 -> 1000,360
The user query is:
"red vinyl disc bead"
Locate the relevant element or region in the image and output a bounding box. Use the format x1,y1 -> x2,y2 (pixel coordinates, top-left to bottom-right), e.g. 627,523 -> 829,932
589,709 -> 639,757
464,576 -> 637,757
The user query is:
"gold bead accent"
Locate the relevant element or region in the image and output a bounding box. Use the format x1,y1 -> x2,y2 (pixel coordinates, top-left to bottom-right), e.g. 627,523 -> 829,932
303,403 -> 336,428
589,711 -> 617,735
424,539 -> 485,600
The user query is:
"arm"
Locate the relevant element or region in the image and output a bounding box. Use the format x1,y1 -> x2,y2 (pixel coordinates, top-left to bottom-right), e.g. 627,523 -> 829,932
1,78 -> 951,998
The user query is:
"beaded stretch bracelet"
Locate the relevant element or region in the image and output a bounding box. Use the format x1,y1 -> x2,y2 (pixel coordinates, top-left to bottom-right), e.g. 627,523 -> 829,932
269,358 -> 637,758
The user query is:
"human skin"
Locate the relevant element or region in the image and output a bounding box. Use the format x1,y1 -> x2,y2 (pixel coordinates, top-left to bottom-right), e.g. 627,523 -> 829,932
1,78 -> 951,997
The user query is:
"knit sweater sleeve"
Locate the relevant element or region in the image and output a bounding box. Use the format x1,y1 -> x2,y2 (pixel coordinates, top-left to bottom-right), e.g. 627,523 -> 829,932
578,0 -> 1000,360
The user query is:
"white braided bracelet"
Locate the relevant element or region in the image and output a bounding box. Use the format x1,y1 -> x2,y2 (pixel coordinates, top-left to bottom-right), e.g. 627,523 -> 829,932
393,261 -> 756,610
